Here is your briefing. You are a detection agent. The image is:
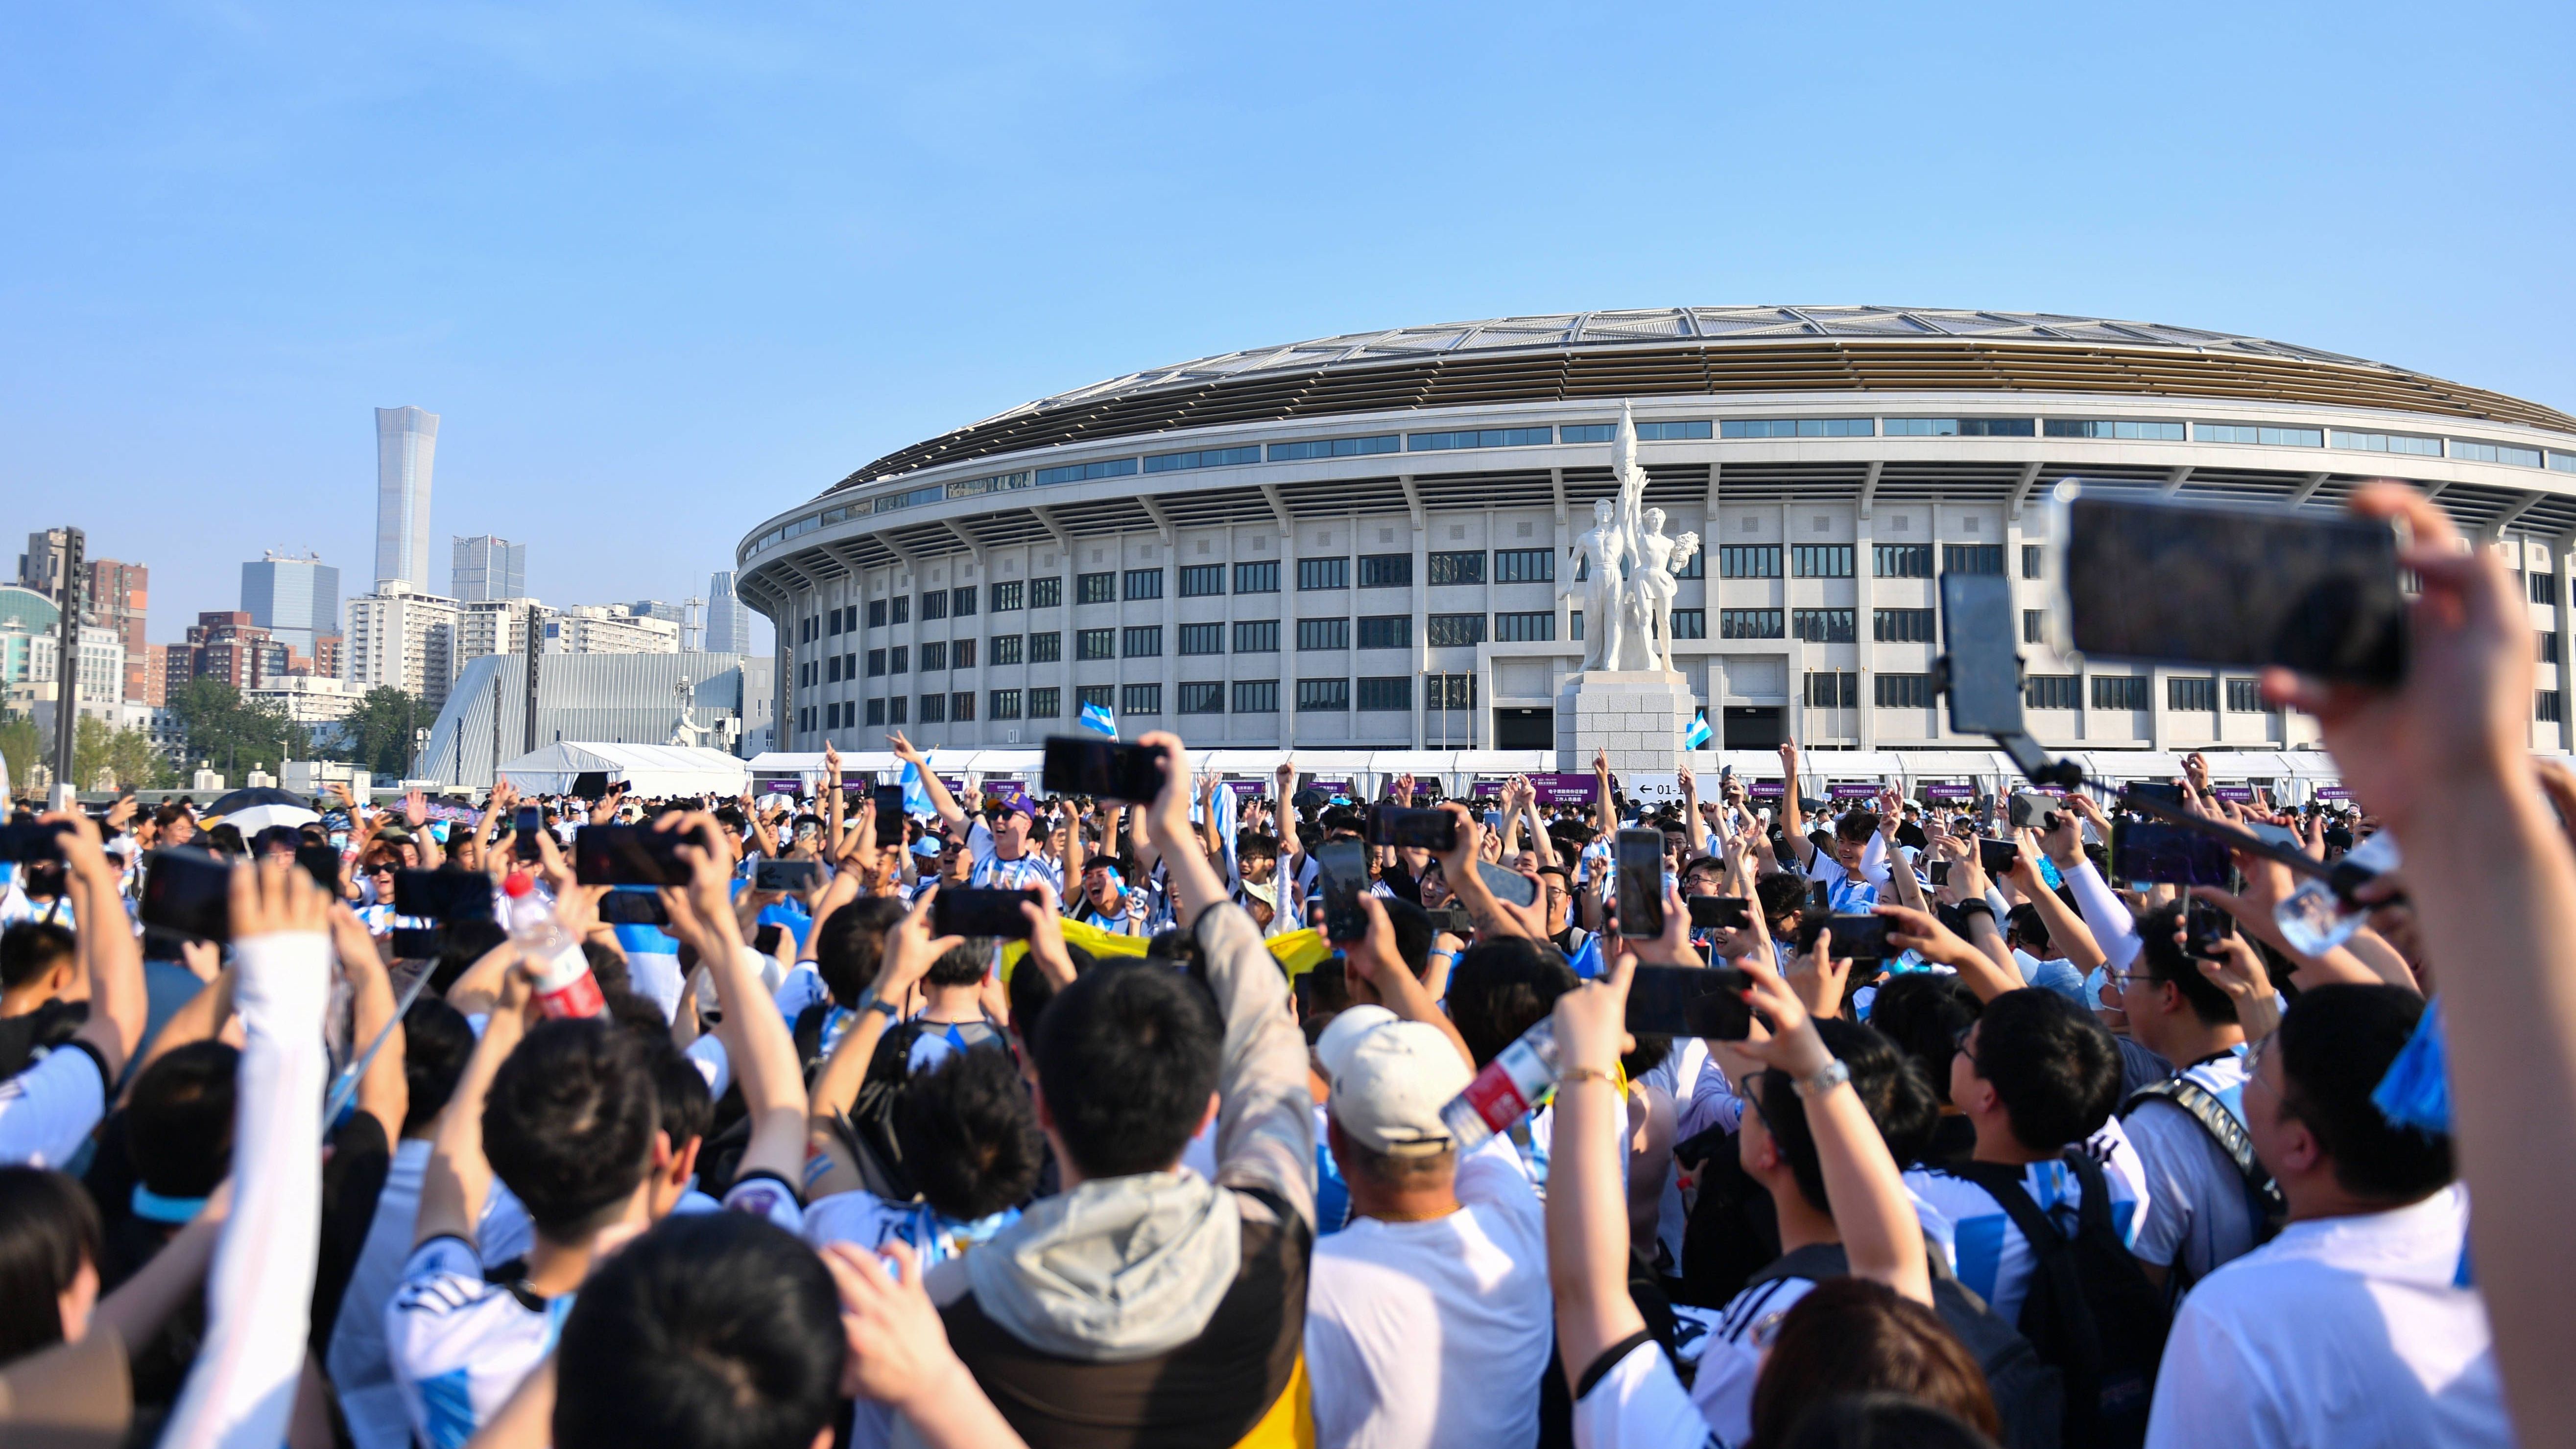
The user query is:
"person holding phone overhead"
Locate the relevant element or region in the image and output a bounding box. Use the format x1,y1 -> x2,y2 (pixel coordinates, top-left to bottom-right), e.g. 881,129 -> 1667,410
889,730 -> 1063,897
1776,741 -> 1892,914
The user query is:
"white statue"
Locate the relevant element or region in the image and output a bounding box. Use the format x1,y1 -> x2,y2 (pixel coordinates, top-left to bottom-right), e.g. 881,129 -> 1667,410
1624,507 -> 1702,672
668,674 -> 706,748
1566,402 -> 1702,675
1571,496 -> 1631,670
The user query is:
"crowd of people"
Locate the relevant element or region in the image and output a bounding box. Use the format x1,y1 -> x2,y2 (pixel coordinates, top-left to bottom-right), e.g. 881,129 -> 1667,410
0,483 -> 2569,1449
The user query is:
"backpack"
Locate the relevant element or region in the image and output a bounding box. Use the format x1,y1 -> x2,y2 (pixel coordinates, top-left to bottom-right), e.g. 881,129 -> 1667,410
1950,1153 -> 2168,1449
2122,1075 -> 2287,1278
1751,1243 -> 2064,1449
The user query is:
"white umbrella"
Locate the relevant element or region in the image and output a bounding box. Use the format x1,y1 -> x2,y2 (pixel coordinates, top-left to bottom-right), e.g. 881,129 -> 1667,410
215,803 -> 321,835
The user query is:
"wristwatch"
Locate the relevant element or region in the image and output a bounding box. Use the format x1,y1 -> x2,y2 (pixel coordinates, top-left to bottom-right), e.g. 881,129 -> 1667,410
1791,1059 -> 1852,1099
853,991 -> 899,1022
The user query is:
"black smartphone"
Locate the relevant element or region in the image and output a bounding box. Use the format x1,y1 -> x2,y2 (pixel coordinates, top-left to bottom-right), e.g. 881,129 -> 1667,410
1938,570 -> 2028,736
2112,820 -> 2233,887
1806,879 -> 1833,917
1930,859 -> 1952,888
2008,792 -> 2062,832
747,924 -> 783,957
1476,860 -> 1538,908
1822,913 -> 1893,960
1627,965 -> 1722,1035
755,859 -> 823,893
295,841 -> 342,893
572,770 -> 611,798
390,927 -> 443,958
394,868 -> 495,921
2185,898 -> 2237,958
514,806 -> 545,862
596,890 -> 669,927
1041,735 -> 1166,805
1684,971 -> 1761,1041
930,886 -> 1040,940
1365,806 -> 1457,851
1318,840 -> 1369,942
872,784 -> 906,845
1686,895 -> 1753,930
2063,490 -> 2408,685
140,847 -> 233,943
574,824 -> 692,886
1616,829 -> 1665,938
0,821 -> 68,863
1977,838 -> 2020,877
2128,782 -> 2187,808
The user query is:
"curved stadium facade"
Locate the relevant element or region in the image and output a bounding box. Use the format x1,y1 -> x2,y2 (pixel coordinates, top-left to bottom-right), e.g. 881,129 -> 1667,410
736,307 -> 2576,764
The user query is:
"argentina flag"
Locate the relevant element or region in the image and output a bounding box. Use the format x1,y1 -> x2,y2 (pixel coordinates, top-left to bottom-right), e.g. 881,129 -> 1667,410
899,760 -> 938,817
1079,701 -> 1117,738
1684,710 -> 1713,750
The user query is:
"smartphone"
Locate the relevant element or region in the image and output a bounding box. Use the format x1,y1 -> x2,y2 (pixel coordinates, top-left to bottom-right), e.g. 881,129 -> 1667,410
1929,859 -> 1952,888
2111,820 -> 2232,887
597,890 -> 670,927
1806,879 -> 1833,917
0,822 -> 68,864
390,927 -> 443,958
2241,821 -> 2302,850
574,824 -> 692,886
1686,895 -> 1752,930
1476,860 -> 1538,908
295,841 -> 342,893
1616,829 -> 1666,938
2128,782 -> 2187,808
930,886 -> 1041,940
1822,913 -> 1893,960
1623,965 -> 1760,1040
2185,898 -> 2237,959
1318,840 -> 1369,942
1041,735 -> 1166,805
1977,838 -> 2020,877
2061,490 -> 2408,685
860,784 -> 905,847
755,859 -> 823,893
1365,806 -> 1457,851
140,847 -> 233,943
2008,791 -> 2062,832
395,868 -> 496,921
514,806 -> 545,862
1938,571 -> 2028,736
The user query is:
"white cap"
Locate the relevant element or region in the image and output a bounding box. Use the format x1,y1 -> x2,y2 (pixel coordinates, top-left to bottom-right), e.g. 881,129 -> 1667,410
1316,1011 -> 1474,1157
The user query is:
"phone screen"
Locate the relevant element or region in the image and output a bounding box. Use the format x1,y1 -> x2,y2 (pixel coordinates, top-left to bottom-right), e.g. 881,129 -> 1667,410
2064,491 -> 2407,684
1686,895 -> 1752,930
930,886 -> 1041,940
1939,571 -> 2027,736
140,848 -> 233,943
1475,860 -> 1538,908
1318,841 -> 1369,942
514,806 -> 544,862
574,825 -> 692,886
1625,965 -> 1721,1035
2186,898 -> 2237,957
872,784 -> 907,845
1616,829 -> 1665,938
395,868 -> 495,921
1822,913 -> 1893,960
596,890 -> 669,927
1041,736 -> 1167,804
1930,859 -> 1951,888
0,822 -> 68,864
2111,820 -> 2233,887
756,859 -> 822,893
1977,838 -> 2020,877
1366,806 -> 1457,851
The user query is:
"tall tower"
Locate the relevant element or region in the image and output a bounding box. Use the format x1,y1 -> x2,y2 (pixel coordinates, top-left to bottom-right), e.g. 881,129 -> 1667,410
451,534 -> 526,602
705,570 -> 752,654
374,406 -> 440,589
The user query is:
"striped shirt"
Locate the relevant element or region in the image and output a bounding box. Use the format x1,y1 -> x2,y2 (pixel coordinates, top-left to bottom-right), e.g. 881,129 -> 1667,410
966,820 -> 1064,894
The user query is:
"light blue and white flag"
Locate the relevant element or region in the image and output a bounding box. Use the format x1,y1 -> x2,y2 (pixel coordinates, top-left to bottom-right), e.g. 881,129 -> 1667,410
1078,701 -> 1118,738
1684,710 -> 1713,750
1191,772 -> 1243,886
899,760 -> 938,818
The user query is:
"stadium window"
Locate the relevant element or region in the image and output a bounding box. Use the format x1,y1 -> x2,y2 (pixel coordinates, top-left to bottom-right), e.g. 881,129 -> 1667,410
1234,679 -> 1279,713
1178,681 -> 1225,714
1493,611 -> 1555,642
2554,452 -> 2576,475
1297,678 -> 1351,711
867,599 -> 887,628
866,648 -> 886,677
826,656 -> 842,684
1494,548 -> 1554,583
1407,427 -> 1555,451
1720,609 -> 1783,639
919,641 -> 946,671
2023,611 -> 2046,644
1943,545 -> 2004,575
1792,545 -> 1853,578
2450,440 -> 2545,467
826,610 -> 842,638
1029,577 -> 1061,609
1874,609 -> 1934,642
1357,615 -> 1408,649
1720,545 -> 1781,578
1356,677 -> 1411,712
953,639 -> 976,669
889,646 -> 908,674
1358,553 -> 1411,588
1027,687 -> 1061,718
1141,445 -> 1260,474
1793,608 -> 1855,643
1805,671 -> 1858,708
1875,673 -> 1931,708
1076,628 -> 1114,661
989,580 -> 1023,612
2542,632 -> 2562,665
1671,549 -> 1705,580
953,586 -> 978,617
1236,560 -> 1280,593
919,693 -> 946,724
1124,569 -> 1163,601
1719,418 -> 1873,438
1298,558 -> 1349,591
1426,673 -> 1478,710
1428,550 -> 1485,585
990,635 -> 1022,666
1266,434 -> 1399,462
1121,684 -> 1161,716
2195,423 -> 2323,447
1076,572 -> 1117,605
1560,424 -> 1613,443
2540,691 -> 2565,724
2327,429 -> 2443,456
2532,573 -> 2561,605
921,592 -> 948,621
2093,676 -> 2149,712
1122,626 -> 1161,658
1235,619 -> 1280,652
887,696 -> 908,724
1883,418 -> 2035,437
1427,613 -> 1486,646
2043,419 -> 2188,441
989,689 -> 1021,719
1669,608 -> 1707,640
890,596 -> 910,625
1179,565 -> 1224,597
1179,622 -> 1223,655
2169,676 -> 2217,712
1298,618 -> 1350,651
2021,545 -> 2046,579
2026,675 -> 2080,711
1028,632 -> 1061,663
1075,685 -> 1112,713
952,692 -> 975,721
865,698 -> 885,726
1033,458 -> 1139,486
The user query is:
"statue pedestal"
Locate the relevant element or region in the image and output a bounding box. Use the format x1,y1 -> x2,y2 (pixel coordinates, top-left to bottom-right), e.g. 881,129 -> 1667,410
1556,669 -> 1694,779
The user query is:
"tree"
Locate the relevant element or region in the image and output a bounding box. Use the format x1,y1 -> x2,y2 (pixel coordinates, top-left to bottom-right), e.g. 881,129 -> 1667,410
166,677 -> 300,782
0,714 -> 38,793
73,715 -> 174,791
340,686 -> 426,780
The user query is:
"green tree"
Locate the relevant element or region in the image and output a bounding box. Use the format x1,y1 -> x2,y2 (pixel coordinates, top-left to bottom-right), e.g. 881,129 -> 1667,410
166,677 -> 300,782
0,714 -> 39,792
340,686 -> 426,780
72,715 -> 175,791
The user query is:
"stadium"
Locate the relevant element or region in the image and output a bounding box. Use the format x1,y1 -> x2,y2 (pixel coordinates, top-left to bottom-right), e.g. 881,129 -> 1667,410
733,306 -> 2576,788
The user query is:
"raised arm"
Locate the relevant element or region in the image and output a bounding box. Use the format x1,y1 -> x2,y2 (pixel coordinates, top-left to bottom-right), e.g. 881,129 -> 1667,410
888,729 -> 969,835
58,812 -> 146,1081
414,972 -> 529,1250
1778,741 -> 1815,871
332,903 -> 409,1146
665,813 -> 808,1187
1137,733 -> 1229,928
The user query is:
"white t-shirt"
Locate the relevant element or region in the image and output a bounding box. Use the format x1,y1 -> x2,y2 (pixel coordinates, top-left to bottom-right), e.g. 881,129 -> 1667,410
2122,1049 -> 2262,1286
1573,1338 -> 1708,1449
1303,1136 -> 1551,1449
2146,1184 -> 2510,1449
0,1041 -> 108,1169
1904,1119 -> 2148,1325
330,1139 -> 434,1449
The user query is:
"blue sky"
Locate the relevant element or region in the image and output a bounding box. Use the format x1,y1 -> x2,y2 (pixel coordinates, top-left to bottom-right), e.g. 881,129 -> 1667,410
3,0 -> 2569,649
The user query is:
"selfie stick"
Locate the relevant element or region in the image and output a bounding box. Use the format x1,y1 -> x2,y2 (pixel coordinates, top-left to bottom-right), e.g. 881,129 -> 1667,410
321,964 -> 437,1137
2113,788 -> 2355,886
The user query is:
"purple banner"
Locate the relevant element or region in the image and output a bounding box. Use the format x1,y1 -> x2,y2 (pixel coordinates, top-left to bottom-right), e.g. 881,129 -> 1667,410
1471,778 -> 1507,799
2212,784 -> 2257,803
1527,772 -> 1599,806
984,780 -> 1030,809
756,777 -> 802,795
1746,780 -> 1785,798
1828,783 -> 1882,800
2314,785 -> 2352,800
1920,784 -> 1976,801
1310,779 -> 1354,798
1225,779 -> 1266,798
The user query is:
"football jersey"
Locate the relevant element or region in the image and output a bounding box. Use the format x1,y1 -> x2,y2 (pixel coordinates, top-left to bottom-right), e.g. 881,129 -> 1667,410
1904,1119 -> 2147,1325
967,820 -> 1064,893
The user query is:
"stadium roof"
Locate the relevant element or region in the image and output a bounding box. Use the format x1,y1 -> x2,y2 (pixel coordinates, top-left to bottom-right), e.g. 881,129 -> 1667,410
838,306 -> 2575,486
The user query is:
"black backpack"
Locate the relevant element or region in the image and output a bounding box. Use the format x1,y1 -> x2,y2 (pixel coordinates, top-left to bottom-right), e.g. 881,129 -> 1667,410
1949,1153 -> 2168,1449
2122,1076 -> 2286,1283
1750,1243 -> 2064,1449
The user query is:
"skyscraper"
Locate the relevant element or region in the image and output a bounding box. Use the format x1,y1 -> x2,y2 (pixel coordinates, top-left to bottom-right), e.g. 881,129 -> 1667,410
240,551 -> 340,658
87,559 -> 151,703
450,534 -> 526,602
375,406 -> 439,589
705,570 -> 751,654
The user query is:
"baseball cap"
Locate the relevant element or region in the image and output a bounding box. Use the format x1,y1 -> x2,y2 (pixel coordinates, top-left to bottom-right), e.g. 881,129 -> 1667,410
1315,1011 -> 1474,1157
909,837 -> 943,858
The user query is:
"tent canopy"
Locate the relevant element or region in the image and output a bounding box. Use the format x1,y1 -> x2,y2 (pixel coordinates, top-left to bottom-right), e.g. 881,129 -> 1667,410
495,742 -> 750,798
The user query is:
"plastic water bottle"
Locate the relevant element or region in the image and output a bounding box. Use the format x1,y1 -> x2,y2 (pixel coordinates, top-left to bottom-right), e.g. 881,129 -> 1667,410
503,873 -> 604,1020
1440,1019 -> 1561,1151
2274,829 -> 2401,958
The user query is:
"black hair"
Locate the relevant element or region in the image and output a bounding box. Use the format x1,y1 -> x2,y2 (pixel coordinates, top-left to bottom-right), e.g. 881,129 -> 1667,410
2004,904 -> 2051,956
923,940 -> 989,990
428,919 -> 511,994
400,996 -> 478,1136
1835,811 -> 1880,843
1962,989 -> 2121,1153
0,922 -> 76,993
2275,985 -> 2452,1202
1030,960 -> 1222,1180
1381,896 -> 1433,978
1235,832 -> 1280,861
1006,942 -> 1095,1041
1757,1019 -> 1940,1216
1756,872 -> 1813,927
482,1019 -> 660,1236
1865,973 -> 1983,1109
1443,938 -> 1579,1069
1144,927 -> 1209,978
127,1041 -> 239,1197
813,897 -> 904,1008
894,1046 -> 1044,1222
579,940 -> 633,1002
2132,904 -> 2239,1025
0,1167 -> 102,1362
553,1213 -> 844,1449
645,1041 -> 715,1153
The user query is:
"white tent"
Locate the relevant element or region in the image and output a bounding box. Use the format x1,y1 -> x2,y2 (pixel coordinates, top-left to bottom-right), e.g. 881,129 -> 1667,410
494,742 -> 751,798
